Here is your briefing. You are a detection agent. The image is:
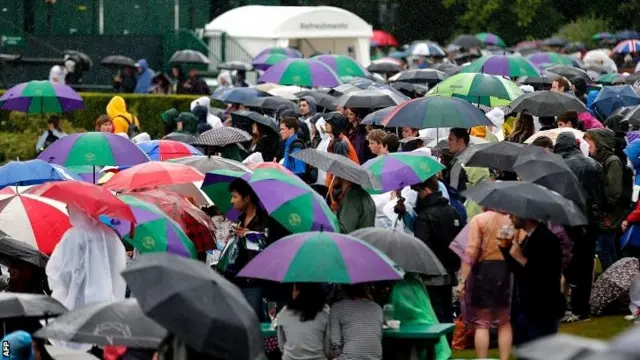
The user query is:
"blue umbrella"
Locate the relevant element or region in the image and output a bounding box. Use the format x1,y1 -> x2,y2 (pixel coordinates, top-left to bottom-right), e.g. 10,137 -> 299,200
212,87 -> 271,104
361,106 -> 396,125
0,159 -> 81,188
615,30 -> 640,41
593,85 -> 640,118
389,51 -> 409,59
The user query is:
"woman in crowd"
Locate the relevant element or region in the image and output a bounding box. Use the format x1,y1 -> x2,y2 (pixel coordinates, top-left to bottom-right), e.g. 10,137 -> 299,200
505,113 -> 535,144
95,115 -> 114,132
251,122 -> 282,162
36,116 -> 66,153
345,107 -> 374,164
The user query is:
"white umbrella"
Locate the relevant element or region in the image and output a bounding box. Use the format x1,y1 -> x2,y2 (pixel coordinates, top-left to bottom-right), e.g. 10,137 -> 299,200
525,128 -> 589,156
268,85 -> 305,100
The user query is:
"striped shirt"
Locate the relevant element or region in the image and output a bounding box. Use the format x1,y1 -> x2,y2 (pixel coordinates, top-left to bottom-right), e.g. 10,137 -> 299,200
330,299 -> 383,360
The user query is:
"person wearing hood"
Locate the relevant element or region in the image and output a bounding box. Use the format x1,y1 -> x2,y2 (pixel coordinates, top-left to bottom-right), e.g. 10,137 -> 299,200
114,65 -> 137,93
161,108 -> 179,135
299,96 -> 317,121
217,70 -> 233,89
134,59 -> 154,94
584,128 -> 624,271
586,90 -> 600,118
622,139 -> 640,235
106,96 -> 141,135
554,132 -> 604,322
49,62 -> 67,85
184,68 -> 210,95
192,105 -> 213,135
191,96 -> 223,129
176,112 -> 199,135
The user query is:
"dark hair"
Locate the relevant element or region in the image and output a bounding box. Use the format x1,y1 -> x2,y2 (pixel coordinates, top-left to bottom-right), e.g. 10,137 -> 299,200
48,115 -> 62,131
95,115 -> 113,131
280,117 -> 299,132
287,283 -> 326,322
553,76 -> 571,91
538,116 -> 555,127
530,136 -> 554,150
229,179 -> 259,204
449,128 -> 470,145
414,175 -> 439,192
382,133 -> 400,153
557,111 -> 580,129
342,283 -> 370,299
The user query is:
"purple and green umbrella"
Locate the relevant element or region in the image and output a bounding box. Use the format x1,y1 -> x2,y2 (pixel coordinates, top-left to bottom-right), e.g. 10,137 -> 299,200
427,72 -> 523,107
237,231 -> 404,283
312,54 -> 367,80
66,165 -> 102,183
259,58 -> 342,88
201,168 -> 340,233
527,52 -> 573,69
363,152 -> 445,193
37,132 -> 150,167
255,47 -> 303,59
104,195 -> 197,258
251,53 -> 289,71
475,32 -> 506,48
593,32 -> 614,41
0,80 -> 84,114
461,55 -> 541,78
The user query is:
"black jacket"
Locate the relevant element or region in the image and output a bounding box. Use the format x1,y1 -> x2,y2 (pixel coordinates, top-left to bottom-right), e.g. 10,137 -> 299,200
501,224 -> 565,322
413,192 -> 462,277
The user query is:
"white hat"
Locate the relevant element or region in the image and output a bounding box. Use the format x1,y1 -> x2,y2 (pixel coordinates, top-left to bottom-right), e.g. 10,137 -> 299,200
131,132 -> 151,144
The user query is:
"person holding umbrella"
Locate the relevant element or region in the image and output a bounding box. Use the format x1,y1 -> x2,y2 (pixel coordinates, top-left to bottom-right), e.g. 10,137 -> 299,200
333,174 -> 376,233
346,107 -> 374,164
171,64 -> 187,94
184,68 -> 210,95
36,116 -> 66,153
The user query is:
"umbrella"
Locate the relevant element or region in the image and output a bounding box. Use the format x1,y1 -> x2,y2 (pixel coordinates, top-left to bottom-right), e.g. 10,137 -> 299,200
294,90 -> 338,110
542,37 -> 568,47
0,186 -> 32,195
367,62 -> 403,74
44,346 -> 99,359
509,91 -> 589,117
0,292 -> 66,319
389,69 -> 447,86
217,61 -> 253,71
169,49 -> 210,64
546,66 -> 592,85
237,231 -> 404,283
608,322 -> 640,358
590,258 -> 639,315
390,82 -> 429,97
362,152 -> 445,193
389,50 -> 409,59
512,152 -> 587,208
332,77 -> 408,99
613,40 -> 640,54
516,334 -> 607,360
164,181 -> 212,207
100,55 -> 136,68
0,160 -> 81,188
169,155 -> 250,173
37,132 -> 150,168
251,53 -> 289,71
452,34 -> 483,48
382,96 -> 495,129
336,89 -> 406,108
431,62 -> 462,75
34,298 -> 166,348
527,52 -> 574,69
462,181 -> 588,226
0,194 -> 71,256
291,149 -> 381,189
64,165 -> 102,183
231,110 -> 278,133
255,47 -> 303,59
259,58 -> 342,87
212,87 -> 271,104
121,253 -> 264,359
104,162 -> 204,191
371,30 -> 399,47
162,132 -> 196,144
0,229 -> 49,268
593,85 -> 640,118
105,195 -> 197,258
201,168 -> 340,233
461,55 -> 541,78
137,140 -> 202,161
267,85 -> 306,100
350,227 -> 447,279
460,142 -> 544,171
0,80 -> 84,113
427,73 -> 523,107
409,42 -> 446,57
312,54 -> 367,79
524,128 -> 589,156
598,73 -> 628,85
361,106 -> 396,125
243,95 -> 296,111
64,50 -> 93,70
616,30 -> 640,40
475,32 -> 506,48
192,127 -> 253,147
593,32 -> 614,41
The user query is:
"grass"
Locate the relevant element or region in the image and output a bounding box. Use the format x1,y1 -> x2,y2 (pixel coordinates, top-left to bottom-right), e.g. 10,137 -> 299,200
452,316 -> 632,359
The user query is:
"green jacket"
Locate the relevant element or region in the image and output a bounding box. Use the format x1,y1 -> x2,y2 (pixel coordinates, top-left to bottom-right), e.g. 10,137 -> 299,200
338,185 -> 375,233
588,128 -> 625,230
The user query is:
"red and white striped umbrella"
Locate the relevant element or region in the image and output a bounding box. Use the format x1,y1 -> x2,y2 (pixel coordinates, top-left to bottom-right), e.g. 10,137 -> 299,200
0,186 -> 33,195
0,194 -> 71,255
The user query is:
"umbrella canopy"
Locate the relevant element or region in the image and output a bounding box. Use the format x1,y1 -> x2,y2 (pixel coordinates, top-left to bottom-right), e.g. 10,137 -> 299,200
613,40 -> 640,54
243,96 -> 296,111
598,73 -> 628,85
461,55 -> 541,78
509,91 -> 589,117
237,231 -> 404,283
590,258 -> 639,315
362,152 -> 445,193
217,61 -> 253,71
527,52 -> 574,69
0,229 -> 48,268
409,41 -> 446,57
294,90 -> 338,111
0,160 -> 81,188
452,34 -> 483,48
382,96 -> 495,129
291,149 -> 381,189
192,127 -> 253,147
137,140 -> 202,161
212,87 -> 271,104
259,58 -> 342,88
169,49 -> 210,64
0,292 -> 67,320
593,32 -> 614,41
546,66 -> 592,85
37,132 -> 150,167
460,142 -> 544,171
389,69 -> 447,86
312,54 -> 367,79
475,32 -> 506,48
332,77 -> 408,99
427,73 -> 523,107
202,168 -> 340,233
66,165 -> 103,183
542,37 -> 568,47
0,194 -> 71,256
122,253 -> 264,359
336,89 -> 406,109
162,131 -> 196,144
256,47 -> 303,59
34,298 -> 166,348
462,181 -> 588,226
104,162 -> 204,191
100,55 -> 136,68
593,85 -> 640,118
390,82 -> 429,97
350,227 -> 447,279
0,80 -> 84,113
371,30 -> 399,47
169,155 -> 250,173
516,334 -> 607,360
367,61 -> 403,74
524,128 -> 589,155
361,106 -> 396,126
231,110 -> 278,133
251,53 -> 289,71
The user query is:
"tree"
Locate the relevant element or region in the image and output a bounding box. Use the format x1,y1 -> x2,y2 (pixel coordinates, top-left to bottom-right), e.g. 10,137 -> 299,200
555,15 -> 610,47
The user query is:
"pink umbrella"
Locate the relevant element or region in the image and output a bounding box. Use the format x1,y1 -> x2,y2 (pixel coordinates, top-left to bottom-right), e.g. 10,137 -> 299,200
449,223 -> 470,264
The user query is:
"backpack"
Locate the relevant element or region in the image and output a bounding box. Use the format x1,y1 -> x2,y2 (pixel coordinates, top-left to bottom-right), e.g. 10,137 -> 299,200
605,154 -> 634,210
444,184 -> 468,225
114,115 -> 141,138
40,130 -> 59,152
288,139 -> 317,184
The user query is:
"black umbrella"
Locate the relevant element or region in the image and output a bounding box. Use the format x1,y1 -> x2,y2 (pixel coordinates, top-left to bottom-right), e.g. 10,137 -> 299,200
452,34 -> 483,48
509,91 -> 589,117
431,62 -> 461,75
367,62 -> 403,74
64,50 -> 93,71
390,82 -> 429,97
461,142 -> 544,171
34,299 -> 167,348
350,227 -> 448,282
336,89 -> 406,109
542,37 -> 568,47
546,66 -> 592,85
563,42 -> 586,53
243,96 -> 297,111
193,127 -> 252,147
162,132 -> 196,144
170,155 -> 250,173
0,230 -> 48,268
516,75 -> 554,88
100,55 -> 136,68
512,151 -> 587,208
231,110 -> 278,133
624,71 -> 640,85
0,293 -> 66,320
292,149 -> 382,189
169,49 -> 210,65
621,105 -> 640,127
121,253 -> 264,359
391,69 -> 447,86
516,334 -> 607,360
462,181 -> 588,226
361,106 -> 396,125
294,90 -> 338,110
217,61 -> 253,71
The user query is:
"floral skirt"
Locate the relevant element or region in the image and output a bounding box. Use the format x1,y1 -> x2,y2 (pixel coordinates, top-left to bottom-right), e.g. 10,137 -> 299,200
462,260 -> 511,329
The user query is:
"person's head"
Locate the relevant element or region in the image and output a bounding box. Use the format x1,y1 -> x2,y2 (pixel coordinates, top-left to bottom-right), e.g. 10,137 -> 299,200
171,65 -> 183,78
584,128 -> 616,157
448,128 -> 470,155
530,136 -> 554,152
325,113 -> 347,137
229,179 -> 259,212
411,175 -> 440,199
346,107 -> 364,126
402,127 -> 420,139
538,116 -> 556,128
367,129 -> 388,156
341,283 -> 371,300
509,214 -> 539,231
279,117 -> 299,141
95,115 -> 114,132
382,133 -> 400,153
557,111 -> 579,129
299,99 -> 311,116
47,115 -> 61,131
189,68 -> 198,79
551,77 -> 571,93
123,66 -> 134,76
510,113 -> 535,142
287,283 -> 327,322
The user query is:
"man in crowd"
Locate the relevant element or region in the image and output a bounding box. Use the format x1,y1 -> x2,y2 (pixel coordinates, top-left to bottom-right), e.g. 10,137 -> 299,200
280,117 -> 307,178
367,129 -> 399,157
551,76 -> 572,94
557,111 -> 582,130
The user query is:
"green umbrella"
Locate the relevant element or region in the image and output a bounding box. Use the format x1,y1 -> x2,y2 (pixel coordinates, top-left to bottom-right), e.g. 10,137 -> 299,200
427,72 -> 523,107
312,54 -> 367,79
363,152 -> 445,194
461,55 -> 541,78
598,73 -> 627,85
475,32 -> 506,48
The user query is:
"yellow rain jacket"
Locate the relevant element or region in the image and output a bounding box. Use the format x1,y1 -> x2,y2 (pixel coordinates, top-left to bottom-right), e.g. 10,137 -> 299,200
106,96 -> 140,134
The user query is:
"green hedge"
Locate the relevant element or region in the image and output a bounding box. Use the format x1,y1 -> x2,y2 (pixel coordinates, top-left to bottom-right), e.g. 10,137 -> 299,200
0,93 -> 225,162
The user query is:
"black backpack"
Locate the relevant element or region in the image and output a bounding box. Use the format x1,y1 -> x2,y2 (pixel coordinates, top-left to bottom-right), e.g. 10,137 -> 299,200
114,115 -> 141,138
605,155 -> 634,210
288,139 -> 317,184
41,130 -> 59,152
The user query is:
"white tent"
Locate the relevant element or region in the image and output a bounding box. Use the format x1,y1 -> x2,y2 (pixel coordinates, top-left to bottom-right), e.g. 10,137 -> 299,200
204,5 -> 373,67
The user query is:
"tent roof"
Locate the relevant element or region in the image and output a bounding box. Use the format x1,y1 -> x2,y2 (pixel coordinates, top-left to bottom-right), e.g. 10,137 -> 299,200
205,5 -> 373,39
